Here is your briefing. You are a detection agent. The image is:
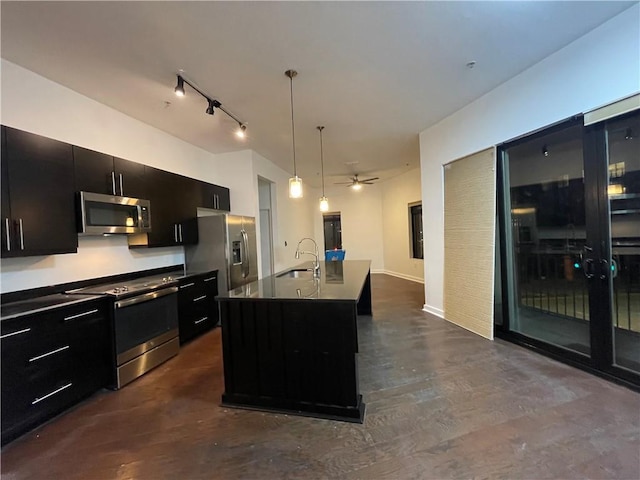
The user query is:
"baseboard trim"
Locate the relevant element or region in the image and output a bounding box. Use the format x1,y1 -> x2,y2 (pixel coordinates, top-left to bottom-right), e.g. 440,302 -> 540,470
423,304 -> 444,318
377,270 -> 424,284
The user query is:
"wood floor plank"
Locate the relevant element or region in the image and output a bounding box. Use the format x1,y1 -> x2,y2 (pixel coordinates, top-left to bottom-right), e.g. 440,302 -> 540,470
1,274 -> 638,479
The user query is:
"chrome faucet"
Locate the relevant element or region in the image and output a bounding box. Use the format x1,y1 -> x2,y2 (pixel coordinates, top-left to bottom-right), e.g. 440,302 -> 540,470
295,237 -> 320,277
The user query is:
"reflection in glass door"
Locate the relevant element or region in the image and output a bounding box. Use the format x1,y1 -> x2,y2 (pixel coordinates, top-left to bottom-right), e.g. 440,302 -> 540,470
501,119 -> 591,356
604,111 -> 640,373
498,107 -> 640,386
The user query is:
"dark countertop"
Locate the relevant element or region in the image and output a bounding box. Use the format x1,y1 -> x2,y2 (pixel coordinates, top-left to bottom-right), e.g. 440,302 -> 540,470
0,267 -> 218,322
217,260 -> 371,302
1,294 -> 106,321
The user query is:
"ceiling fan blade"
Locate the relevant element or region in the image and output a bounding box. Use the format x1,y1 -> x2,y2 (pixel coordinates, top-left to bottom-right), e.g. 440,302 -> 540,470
334,181 -> 353,185
359,177 -> 379,183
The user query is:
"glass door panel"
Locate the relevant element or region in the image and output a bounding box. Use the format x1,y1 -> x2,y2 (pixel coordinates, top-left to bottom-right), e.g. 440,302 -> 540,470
606,111 -> 640,373
503,122 -> 591,356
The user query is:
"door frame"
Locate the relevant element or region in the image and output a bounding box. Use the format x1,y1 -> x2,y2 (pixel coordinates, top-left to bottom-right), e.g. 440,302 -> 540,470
495,114 -> 640,390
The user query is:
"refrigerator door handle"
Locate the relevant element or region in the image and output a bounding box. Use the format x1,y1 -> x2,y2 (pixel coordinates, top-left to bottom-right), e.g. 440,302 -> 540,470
241,229 -> 249,278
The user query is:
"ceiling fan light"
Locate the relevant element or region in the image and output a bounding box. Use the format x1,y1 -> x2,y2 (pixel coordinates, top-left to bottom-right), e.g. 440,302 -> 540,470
289,176 -> 303,198
319,196 -> 329,212
351,183 -> 362,191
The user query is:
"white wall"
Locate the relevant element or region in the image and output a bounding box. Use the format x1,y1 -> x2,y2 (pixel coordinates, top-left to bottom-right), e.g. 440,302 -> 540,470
0,60 -> 306,292
313,184 -> 385,272
419,5 -> 640,317
381,167 -> 424,283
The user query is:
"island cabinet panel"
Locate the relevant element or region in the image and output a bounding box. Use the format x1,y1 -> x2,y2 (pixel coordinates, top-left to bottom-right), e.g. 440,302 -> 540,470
220,298 -> 364,422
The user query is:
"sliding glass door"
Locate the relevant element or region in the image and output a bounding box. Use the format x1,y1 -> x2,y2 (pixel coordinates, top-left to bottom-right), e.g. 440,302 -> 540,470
497,108 -> 639,386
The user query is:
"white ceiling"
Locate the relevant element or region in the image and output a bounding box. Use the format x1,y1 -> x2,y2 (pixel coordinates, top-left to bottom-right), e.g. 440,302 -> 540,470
1,1 -> 634,187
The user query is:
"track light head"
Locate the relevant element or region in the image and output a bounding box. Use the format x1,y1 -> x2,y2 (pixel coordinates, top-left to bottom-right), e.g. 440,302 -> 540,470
206,100 -> 215,115
174,75 -> 185,97
236,124 -> 247,138
542,145 -> 549,157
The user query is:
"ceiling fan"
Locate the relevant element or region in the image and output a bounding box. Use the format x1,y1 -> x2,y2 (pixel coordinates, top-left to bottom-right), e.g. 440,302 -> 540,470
335,174 -> 380,190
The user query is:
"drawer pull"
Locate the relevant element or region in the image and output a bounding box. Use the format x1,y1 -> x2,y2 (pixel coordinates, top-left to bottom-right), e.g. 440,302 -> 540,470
1,327 -> 31,340
29,345 -> 70,362
194,316 -> 208,325
32,382 -> 72,405
180,282 -> 195,289
193,295 -> 207,302
204,276 -> 216,282
64,309 -> 99,322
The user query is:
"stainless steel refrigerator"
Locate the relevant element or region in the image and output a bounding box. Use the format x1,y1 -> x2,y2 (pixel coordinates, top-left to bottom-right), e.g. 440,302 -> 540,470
184,214 -> 258,292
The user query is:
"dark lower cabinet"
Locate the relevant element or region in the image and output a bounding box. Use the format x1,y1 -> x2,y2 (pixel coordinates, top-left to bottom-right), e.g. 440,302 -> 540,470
1,126 -> 77,257
177,271 -> 219,344
1,299 -> 111,445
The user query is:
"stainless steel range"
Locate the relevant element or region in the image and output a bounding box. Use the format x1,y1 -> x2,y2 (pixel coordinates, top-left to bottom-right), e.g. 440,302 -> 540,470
67,274 -> 180,389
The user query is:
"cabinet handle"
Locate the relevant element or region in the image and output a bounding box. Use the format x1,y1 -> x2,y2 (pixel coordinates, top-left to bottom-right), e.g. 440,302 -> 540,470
1,327 -> 31,340
180,282 -> 195,289
193,295 -> 207,302
174,224 -> 178,243
32,382 -> 72,405
179,224 -> 183,242
119,173 -> 124,196
194,316 -> 208,325
18,218 -> 24,250
204,276 -> 217,282
64,308 -> 99,322
5,218 -> 10,251
111,171 -> 117,195
29,345 -> 70,362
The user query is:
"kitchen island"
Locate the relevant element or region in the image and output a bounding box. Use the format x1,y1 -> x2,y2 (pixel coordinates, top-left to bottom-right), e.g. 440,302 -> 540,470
217,260 -> 371,423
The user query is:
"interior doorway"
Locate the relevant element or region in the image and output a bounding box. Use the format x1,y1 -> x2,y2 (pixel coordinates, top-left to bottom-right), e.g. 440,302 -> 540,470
258,177 -> 275,278
323,213 -> 342,252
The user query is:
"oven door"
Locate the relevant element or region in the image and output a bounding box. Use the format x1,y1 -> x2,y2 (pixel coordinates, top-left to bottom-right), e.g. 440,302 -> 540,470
114,287 -> 178,366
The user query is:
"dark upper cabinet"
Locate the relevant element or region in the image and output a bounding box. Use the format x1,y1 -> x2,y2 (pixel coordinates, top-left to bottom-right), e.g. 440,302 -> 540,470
201,182 -> 231,211
1,128 -> 10,253
129,167 -> 198,248
1,126 -> 77,257
73,146 -> 146,198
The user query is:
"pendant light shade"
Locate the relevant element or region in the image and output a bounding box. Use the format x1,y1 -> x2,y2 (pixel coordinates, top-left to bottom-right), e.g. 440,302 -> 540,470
286,69 -> 303,198
317,126 -> 329,212
289,176 -> 303,199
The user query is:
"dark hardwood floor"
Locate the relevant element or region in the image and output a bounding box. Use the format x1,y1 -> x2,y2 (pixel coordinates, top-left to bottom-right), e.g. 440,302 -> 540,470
2,274 -> 639,479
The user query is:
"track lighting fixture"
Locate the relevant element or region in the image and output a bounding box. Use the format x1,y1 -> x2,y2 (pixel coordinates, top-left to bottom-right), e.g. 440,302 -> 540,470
205,99 -> 221,115
285,69 -> 303,199
174,76 -> 185,96
317,126 -> 329,212
173,73 -> 246,137
236,124 -> 247,138
542,145 -> 549,157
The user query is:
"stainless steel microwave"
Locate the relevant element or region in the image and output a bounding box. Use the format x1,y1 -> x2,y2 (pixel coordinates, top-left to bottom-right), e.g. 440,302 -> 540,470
78,191 -> 151,235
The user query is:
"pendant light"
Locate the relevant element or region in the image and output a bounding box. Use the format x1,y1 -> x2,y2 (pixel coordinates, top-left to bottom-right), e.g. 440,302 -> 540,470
317,126 -> 329,212
285,69 -> 303,198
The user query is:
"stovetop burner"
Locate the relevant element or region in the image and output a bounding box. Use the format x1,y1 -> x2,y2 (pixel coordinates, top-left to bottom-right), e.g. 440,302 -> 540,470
66,274 -> 180,299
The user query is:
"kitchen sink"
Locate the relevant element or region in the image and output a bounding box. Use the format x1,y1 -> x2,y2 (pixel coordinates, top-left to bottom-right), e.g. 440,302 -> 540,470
277,269 -> 315,279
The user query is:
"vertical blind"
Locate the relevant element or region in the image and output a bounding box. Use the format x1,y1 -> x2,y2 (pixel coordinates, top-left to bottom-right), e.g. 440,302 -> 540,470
443,148 -> 496,339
